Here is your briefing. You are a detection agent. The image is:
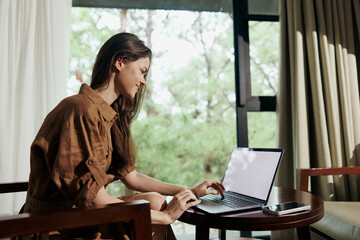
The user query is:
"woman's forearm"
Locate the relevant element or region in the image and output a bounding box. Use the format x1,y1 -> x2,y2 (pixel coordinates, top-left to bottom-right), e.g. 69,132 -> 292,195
93,186 -> 179,225
151,209 -> 172,225
92,186 -> 124,205
122,171 -> 186,196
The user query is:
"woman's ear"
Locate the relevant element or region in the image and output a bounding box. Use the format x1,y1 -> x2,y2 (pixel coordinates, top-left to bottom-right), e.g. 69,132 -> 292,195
115,58 -> 123,71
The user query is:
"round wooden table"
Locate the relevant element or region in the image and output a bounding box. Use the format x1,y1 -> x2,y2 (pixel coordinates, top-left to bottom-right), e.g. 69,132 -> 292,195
178,187 -> 324,239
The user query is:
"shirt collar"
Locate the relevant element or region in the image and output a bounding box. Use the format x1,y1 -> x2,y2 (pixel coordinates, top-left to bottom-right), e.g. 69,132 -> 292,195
79,83 -> 118,125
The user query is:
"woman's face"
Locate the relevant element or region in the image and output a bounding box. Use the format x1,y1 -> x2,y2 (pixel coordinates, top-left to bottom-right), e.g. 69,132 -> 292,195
114,57 -> 150,99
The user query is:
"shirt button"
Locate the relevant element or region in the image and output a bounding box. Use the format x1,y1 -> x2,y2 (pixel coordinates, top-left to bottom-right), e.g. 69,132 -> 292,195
88,160 -> 94,165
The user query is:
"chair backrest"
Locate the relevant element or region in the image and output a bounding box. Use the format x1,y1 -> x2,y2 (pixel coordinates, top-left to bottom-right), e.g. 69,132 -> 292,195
0,182 -> 152,239
300,166 -> 360,192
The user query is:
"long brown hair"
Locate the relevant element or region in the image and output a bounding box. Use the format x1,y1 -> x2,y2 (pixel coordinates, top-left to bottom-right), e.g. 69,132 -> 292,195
90,32 -> 152,171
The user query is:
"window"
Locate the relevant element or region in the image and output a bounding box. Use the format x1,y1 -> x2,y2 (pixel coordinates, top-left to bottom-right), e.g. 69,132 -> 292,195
249,21 -> 279,97
247,21 -> 279,148
233,0 -> 279,149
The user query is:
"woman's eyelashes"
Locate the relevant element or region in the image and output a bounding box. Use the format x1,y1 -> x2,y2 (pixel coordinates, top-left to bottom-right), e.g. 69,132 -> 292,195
142,67 -> 148,76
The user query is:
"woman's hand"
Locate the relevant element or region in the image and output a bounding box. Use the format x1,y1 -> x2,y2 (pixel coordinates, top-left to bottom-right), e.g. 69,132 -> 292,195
190,180 -> 225,198
162,189 -> 201,224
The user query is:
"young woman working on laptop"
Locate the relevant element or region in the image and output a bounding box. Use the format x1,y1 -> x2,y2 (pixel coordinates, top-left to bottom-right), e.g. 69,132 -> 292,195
24,32 -> 225,240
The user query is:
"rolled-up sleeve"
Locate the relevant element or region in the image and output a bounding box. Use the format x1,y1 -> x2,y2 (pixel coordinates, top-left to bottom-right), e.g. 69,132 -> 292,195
108,163 -> 136,181
52,114 -> 112,207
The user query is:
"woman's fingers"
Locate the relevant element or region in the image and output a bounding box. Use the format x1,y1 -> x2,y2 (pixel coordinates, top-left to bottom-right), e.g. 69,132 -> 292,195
163,189 -> 201,224
200,180 -> 225,197
175,190 -> 201,209
192,180 -> 225,197
210,180 -> 225,191
181,190 -> 198,202
176,189 -> 195,201
211,181 -> 225,198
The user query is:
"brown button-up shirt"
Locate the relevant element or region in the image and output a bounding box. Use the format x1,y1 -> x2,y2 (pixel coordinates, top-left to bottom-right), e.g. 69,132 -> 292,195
27,84 -> 135,209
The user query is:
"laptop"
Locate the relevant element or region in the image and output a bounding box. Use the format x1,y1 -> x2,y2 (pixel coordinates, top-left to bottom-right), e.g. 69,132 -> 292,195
192,147 -> 284,214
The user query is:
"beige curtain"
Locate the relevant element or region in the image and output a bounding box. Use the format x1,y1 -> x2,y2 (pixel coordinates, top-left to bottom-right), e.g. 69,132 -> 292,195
276,0 -> 360,203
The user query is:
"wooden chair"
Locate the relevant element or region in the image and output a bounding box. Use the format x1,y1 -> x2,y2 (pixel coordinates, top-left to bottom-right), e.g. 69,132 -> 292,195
300,166 -> 360,192
0,182 -> 152,239
300,166 -> 360,239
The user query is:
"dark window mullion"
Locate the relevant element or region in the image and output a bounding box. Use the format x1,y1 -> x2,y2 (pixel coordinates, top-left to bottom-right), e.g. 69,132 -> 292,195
233,0 -> 251,147
244,14 -> 279,22
247,96 -> 277,111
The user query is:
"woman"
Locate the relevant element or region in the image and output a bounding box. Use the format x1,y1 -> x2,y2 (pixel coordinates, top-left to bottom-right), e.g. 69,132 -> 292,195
26,32 -> 224,239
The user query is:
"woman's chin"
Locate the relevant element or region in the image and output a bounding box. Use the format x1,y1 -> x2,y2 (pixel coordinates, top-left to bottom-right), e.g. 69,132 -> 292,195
125,93 -> 136,100
120,91 -> 135,99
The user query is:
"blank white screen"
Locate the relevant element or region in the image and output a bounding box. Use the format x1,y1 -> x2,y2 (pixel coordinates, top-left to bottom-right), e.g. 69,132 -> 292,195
222,148 -> 281,201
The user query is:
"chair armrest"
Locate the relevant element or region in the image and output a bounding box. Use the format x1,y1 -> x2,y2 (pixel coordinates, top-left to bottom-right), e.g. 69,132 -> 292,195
0,182 -> 28,193
0,200 -> 152,239
300,166 -> 360,192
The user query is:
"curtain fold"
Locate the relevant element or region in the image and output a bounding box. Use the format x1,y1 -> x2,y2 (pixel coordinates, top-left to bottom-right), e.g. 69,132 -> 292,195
274,1 -> 360,238
0,0 -> 71,214
277,0 -> 360,201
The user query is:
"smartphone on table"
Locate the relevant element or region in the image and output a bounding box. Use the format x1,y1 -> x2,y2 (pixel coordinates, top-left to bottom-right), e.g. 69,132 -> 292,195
262,201 -> 310,215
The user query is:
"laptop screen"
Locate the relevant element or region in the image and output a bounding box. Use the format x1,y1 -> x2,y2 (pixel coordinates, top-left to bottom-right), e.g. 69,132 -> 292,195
222,148 -> 283,201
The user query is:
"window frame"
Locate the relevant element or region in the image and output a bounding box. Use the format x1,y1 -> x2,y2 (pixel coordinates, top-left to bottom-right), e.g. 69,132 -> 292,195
232,0 -> 279,147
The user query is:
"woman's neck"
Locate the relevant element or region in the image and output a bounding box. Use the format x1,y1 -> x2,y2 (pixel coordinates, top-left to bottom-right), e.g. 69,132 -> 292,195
95,76 -> 119,105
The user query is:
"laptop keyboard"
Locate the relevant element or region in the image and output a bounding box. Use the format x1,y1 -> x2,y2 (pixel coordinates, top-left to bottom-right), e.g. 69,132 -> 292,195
202,192 -> 256,209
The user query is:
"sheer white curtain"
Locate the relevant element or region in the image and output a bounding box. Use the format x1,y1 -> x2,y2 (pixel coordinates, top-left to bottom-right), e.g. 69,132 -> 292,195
0,0 -> 71,214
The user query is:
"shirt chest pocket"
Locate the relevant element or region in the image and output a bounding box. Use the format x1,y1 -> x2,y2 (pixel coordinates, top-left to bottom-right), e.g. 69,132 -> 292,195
100,136 -> 109,158
98,121 -> 111,160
